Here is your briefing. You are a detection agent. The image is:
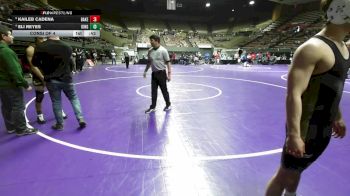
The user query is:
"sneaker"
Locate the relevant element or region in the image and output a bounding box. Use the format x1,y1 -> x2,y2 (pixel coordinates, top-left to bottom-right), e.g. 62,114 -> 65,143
163,105 -> 172,111
16,127 -> 38,136
37,114 -> 46,124
7,129 -> 15,134
52,123 -> 64,131
78,118 -> 86,128
145,108 -> 155,114
62,110 -> 68,119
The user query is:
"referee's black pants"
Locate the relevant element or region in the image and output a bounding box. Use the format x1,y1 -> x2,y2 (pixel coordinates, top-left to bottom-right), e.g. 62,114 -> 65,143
150,70 -> 170,109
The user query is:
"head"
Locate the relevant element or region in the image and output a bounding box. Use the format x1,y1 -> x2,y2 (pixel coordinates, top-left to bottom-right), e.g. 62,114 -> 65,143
149,34 -> 160,48
0,24 -> 13,45
48,35 -> 60,40
321,0 -> 350,25
35,37 -> 46,44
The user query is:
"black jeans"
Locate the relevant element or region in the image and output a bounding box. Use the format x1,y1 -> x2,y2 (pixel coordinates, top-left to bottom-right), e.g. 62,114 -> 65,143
151,70 -> 171,108
0,88 -> 27,131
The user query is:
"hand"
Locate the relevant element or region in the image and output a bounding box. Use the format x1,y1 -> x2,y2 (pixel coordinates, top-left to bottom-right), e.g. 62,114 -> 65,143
25,86 -> 32,91
332,119 -> 346,138
167,73 -> 171,82
143,72 -> 147,78
285,135 -> 305,158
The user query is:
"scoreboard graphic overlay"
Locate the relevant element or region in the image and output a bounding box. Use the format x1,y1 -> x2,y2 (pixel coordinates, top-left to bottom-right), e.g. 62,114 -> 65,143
12,10 -> 101,37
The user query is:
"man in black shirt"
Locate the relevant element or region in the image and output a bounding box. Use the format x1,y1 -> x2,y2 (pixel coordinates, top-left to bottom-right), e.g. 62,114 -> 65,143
26,37 -> 67,124
33,36 -> 86,130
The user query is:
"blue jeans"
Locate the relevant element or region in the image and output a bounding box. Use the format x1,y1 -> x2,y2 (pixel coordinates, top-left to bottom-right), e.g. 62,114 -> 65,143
0,88 -> 27,131
46,80 -> 84,125
112,58 -> 116,65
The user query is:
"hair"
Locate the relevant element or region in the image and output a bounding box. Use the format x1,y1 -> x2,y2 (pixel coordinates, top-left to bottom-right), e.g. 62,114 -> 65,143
320,0 -> 333,13
0,24 -> 10,40
48,35 -> 60,40
149,34 -> 160,43
320,0 -> 334,24
35,37 -> 44,40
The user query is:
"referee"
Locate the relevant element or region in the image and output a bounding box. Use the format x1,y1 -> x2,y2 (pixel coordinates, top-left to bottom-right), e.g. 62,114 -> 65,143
143,34 -> 172,113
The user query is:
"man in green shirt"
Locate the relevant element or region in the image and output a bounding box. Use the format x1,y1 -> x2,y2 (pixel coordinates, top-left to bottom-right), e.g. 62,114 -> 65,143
0,24 -> 38,136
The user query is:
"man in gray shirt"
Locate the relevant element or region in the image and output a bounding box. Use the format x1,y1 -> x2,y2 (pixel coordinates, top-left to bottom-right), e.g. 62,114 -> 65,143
143,34 -> 172,113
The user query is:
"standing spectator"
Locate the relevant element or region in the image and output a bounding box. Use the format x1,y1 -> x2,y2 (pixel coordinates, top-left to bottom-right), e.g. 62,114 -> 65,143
33,36 -> 86,130
204,52 -> 210,64
251,52 -> 257,64
76,48 -> 84,72
0,25 -> 38,136
171,52 -> 176,64
111,50 -> 116,65
92,50 -> 98,65
100,51 -> 106,64
133,55 -> 138,64
124,52 -> 130,69
26,37 -> 67,124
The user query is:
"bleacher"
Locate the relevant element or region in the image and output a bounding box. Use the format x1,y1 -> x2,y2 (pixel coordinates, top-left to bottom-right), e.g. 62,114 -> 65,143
273,11 -> 324,49
288,10 -> 323,24
163,31 -> 189,47
212,24 -> 229,34
170,21 -> 191,32
144,19 -> 166,30
242,10 -> 325,50
2,1 -> 348,54
192,23 -> 208,34
125,19 -> 141,30
188,33 -> 212,47
136,29 -> 155,44
263,16 -> 290,32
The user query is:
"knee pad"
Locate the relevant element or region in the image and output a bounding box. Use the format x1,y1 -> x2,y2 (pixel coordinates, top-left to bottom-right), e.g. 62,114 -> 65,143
35,91 -> 44,103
